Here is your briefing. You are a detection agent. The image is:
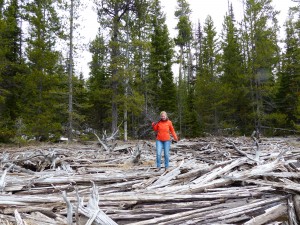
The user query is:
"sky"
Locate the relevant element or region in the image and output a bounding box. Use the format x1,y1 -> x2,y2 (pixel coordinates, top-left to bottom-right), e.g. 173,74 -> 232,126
78,0 -> 297,79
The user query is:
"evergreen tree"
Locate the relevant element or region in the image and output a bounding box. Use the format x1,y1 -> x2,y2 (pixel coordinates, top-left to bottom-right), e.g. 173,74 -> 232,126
241,0 -> 280,133
194,15 -> 222,134
95,0 -> 135,133
59,0 -> 84,141
0,0 -> 26,142
174,0 -> 193,137
276,13 -> 300,130
19,0 -> 66,140
148,0 -> 176,114
129,0 -> 152,137
72,73 -> 90,137
220,4 -> 251,133
87,32 -> 112,132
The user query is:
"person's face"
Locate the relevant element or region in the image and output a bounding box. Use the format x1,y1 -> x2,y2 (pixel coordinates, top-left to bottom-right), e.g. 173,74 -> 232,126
160,113 -> 167,120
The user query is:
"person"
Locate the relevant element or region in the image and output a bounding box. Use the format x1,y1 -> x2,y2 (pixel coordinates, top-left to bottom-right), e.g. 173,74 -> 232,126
152,111 -> 178,171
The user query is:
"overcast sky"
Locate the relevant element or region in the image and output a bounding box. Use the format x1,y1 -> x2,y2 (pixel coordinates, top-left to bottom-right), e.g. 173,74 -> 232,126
78,0 -> 298,79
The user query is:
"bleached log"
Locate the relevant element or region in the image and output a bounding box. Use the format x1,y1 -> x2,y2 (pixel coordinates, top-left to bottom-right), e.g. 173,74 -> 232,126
124,145 -> 141,165
147,160 -> 184,189
251,130 -> 261,162
293,195 -> 300,222
77,183 -> 117,225
226,159 -> 283,180
14,209 -> 25,225
162,196 -> 287,225
128,196 -> 286,225
1,205 -> 62,219
0,137 -> 298,224
23,211 -> 59,225
0,168 -> 9,192
4,163 -> 35,175
225,138 -> 258,163
62,191 -> 73,225
192,157 -> 248,184
126,203 -> 226,225
232,178 -> 300,193
242,203 -> 287,225
94,132 -> 110,152
288,196 -> 298,225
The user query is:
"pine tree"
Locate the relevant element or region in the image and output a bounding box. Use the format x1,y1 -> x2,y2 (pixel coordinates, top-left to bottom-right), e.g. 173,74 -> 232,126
19,0 -> 66,140
174,0 -> 193,137
128,0 -> 152,138
87,33 -> 111,132
220,3 -> 251,133
276,13 -> 300,130
95,0 -> 135,134
148,0 -> 176,114
241,0 -> 280,133
194,15 -> 222,134
0,0 -> 26,142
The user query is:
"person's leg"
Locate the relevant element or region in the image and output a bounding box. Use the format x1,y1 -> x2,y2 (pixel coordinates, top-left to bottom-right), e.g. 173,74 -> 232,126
163,141 -> 171,169
156,140 -> 163,168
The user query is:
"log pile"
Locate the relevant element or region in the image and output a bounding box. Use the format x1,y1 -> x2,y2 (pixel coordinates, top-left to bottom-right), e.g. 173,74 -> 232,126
0,136 -> 300,224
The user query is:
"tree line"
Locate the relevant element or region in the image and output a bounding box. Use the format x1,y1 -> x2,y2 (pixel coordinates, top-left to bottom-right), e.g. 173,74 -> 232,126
0,0 -> 299,143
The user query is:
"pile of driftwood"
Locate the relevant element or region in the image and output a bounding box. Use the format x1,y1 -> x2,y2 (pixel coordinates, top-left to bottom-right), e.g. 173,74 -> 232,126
0,135 -> 300,224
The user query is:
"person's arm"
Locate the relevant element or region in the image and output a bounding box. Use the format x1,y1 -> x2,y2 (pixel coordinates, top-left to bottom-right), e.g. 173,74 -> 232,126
152,121 -> 159,131
169,121 -> 178,141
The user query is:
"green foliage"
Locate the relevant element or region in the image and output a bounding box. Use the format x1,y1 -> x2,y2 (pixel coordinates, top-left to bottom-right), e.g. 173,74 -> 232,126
1,0 -> 300,143
220,8 -> 252,134
194,16 -> 222,134
0,0 -> 27,142
241,0 -> 280,133
276,16 -> 300,130
87,33 -> 112,131
13,0 -> 68,141
148,1 -> 176,113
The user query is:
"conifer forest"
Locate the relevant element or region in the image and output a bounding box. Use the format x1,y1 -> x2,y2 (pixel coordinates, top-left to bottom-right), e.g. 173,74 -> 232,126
2,1 -> 300,224
0,0 -> 299,142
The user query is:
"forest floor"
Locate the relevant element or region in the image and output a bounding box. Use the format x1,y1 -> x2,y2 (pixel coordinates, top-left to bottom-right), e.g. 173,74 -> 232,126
0,135 -> 300,224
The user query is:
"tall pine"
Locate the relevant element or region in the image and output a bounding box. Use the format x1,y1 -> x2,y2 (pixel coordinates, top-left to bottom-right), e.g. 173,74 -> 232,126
241,0 -> 280,133
0,0 -> 26,142
19,0 -> 66,140
174,0 -> 193,137
276,11 -> 300,130
147,0 -> 176,115
220,3 -> 250,134
194,15 -> 222,134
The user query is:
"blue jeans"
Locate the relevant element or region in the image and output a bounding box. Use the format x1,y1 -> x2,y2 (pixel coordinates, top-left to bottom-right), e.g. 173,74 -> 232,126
156,140 -> 171,169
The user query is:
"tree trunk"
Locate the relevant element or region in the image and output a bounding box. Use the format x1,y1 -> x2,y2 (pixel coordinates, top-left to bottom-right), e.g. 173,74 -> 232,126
68,0 -> 74,142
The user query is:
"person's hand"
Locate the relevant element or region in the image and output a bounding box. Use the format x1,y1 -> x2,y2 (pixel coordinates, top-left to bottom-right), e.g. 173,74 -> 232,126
152,122 -> 155,126
172,139 -> 177,144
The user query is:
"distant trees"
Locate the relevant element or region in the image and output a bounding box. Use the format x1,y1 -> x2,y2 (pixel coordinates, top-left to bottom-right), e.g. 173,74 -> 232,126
19,0 -> 66,140
174,0 -> 193,136
0,0 -> 299,143
219,3 -> 250,133
147,0 -> 176,113
276,7 -> 300,130
194,15 -> 222,133
0,0 -> 25,142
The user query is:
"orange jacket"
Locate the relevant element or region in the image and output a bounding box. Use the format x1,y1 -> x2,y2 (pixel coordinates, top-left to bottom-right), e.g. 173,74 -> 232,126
152,119 -> 178,141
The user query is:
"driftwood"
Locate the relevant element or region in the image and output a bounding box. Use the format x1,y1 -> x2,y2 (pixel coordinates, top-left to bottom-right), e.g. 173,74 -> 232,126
0,136 -> 299,224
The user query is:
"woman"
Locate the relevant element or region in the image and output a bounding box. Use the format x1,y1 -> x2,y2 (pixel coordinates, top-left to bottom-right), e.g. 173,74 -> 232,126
152,111 -> 178,171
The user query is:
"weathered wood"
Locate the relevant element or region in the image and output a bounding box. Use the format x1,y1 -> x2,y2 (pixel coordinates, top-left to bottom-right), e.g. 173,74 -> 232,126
192,157 -> 248,184
77,183 -> 118,225
293,195 -> 300,222
219,203 -> 286,223
0,136 -> 299,224
14,209 -> 25,225
288,196 -> 298,225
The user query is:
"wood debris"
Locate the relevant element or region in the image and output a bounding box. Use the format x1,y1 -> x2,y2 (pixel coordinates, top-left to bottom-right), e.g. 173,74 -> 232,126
0,136 -> 300,224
